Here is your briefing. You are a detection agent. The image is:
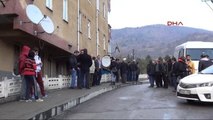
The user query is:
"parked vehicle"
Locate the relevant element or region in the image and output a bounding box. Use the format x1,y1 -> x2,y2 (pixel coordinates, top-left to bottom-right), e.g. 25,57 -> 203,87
177,65 -> 213,102
174,41 -> 213,73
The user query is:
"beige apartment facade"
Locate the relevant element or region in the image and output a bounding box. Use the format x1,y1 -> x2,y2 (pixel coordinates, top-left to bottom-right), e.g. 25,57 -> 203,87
0,0 -> 111,79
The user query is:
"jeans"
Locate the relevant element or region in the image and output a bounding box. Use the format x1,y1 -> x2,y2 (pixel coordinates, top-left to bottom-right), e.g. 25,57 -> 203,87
148,75 -> 155,87
111,72 -> 116,82
25,76 -> 39,100
36,71 -> 45,96
80,70 -> 90,88
70,68 -> 77,88
121,73 -> 127,83
172,75 -> 177,90
132,71 -> 137,81
20,75 -> 26,100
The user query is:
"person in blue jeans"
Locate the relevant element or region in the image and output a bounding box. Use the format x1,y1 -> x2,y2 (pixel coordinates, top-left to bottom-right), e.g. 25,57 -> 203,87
77,49 -> 92,89
68,53 -> 78,89
70,68 -> 77,88
146,60 -> 156,87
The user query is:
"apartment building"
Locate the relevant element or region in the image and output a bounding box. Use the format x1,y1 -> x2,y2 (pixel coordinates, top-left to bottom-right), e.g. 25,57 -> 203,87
0,0 -> 111,79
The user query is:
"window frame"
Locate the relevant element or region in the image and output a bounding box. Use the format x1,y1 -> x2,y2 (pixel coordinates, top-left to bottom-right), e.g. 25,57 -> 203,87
63,0 -> 69,22
46,0 -> 53,10
87,20 -> 91,39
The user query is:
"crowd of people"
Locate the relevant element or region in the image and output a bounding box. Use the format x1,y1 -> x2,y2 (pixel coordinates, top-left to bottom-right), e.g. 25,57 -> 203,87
68,50 -> 141,89
19,45 -> 47,102
17,44 -> 141,102
146,54 -> 213,92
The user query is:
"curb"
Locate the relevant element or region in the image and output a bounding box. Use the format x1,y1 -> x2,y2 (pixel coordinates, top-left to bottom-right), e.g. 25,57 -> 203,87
29,83 -> 131,120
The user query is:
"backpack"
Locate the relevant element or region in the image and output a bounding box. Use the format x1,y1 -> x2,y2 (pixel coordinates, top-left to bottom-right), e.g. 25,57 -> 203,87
13,60 -> 19,76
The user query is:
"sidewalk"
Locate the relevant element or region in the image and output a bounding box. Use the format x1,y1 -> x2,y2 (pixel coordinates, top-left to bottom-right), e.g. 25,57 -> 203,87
0,82 -> 140,120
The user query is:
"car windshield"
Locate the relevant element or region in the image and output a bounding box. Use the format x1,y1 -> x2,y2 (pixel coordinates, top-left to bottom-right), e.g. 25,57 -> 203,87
186,49 -> 213,60
200,65 -> 213,74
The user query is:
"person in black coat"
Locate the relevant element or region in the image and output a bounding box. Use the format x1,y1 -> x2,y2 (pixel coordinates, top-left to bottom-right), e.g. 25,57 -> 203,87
198,54 -> 213,72
171,57 -> 178,91
110,57 -> 118,85
68,53 -> 78,89
120,58 -> 128,83
147,60 -> 155,87
176,56 -> 187,79
154,59 -> 163,88
77,49 -> 92,89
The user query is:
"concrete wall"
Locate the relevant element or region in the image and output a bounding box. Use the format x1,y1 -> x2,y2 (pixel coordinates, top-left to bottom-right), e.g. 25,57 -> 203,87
0,40 -> 14,72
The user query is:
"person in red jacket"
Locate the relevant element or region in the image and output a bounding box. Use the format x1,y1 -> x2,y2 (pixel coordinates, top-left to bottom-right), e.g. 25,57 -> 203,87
19,45 -> 30,101
23,50 -> 43,102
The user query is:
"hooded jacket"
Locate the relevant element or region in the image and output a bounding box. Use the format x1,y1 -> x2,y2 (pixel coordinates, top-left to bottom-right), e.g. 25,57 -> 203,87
23,51 -> 36,76
19,45 -> 31,75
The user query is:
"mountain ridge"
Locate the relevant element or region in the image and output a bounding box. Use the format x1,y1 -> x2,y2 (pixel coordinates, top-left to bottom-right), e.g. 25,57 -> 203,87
111,24 -> 213,58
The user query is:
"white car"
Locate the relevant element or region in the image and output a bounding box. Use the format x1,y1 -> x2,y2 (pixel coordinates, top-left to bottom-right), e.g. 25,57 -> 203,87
177,65 -> 213,102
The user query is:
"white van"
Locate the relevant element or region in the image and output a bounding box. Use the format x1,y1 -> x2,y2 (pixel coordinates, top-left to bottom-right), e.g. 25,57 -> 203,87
174,41 -> 213,73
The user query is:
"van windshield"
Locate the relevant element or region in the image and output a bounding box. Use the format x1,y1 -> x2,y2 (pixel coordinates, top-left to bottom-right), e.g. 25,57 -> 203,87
186,48 -> 213,60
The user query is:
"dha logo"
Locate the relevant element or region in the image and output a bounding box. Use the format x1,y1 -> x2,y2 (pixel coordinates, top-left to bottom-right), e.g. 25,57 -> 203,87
167,21 -> 183,26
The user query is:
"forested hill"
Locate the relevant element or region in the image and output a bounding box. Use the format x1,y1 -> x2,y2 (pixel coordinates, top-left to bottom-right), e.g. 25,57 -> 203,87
111,24 -> 213,58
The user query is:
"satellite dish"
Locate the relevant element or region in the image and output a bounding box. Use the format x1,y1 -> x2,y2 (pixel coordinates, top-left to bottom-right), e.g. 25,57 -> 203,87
26,4 -> 44,24
102,55 -> 111,68
40,16 -> 55,34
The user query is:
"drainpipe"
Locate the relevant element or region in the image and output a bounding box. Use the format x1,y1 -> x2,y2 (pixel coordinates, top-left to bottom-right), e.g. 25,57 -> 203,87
77,0 -> 80,51
96,0 -> 99,56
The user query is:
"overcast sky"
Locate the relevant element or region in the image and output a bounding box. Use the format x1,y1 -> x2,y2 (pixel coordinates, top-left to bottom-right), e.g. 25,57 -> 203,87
108,0 -> 213,31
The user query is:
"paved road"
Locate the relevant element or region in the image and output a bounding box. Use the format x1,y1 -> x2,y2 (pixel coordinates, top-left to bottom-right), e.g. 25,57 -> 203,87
52,83 -> 213,119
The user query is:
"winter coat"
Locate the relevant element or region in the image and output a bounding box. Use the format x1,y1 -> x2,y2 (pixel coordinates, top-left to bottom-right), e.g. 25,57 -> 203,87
78,53 -> 92,72
120,62 -> 128,74
110,60 -> 118,73
130,62 -> 138,71
68,54 -> 78,69
23,58 -> 36,76
171,62 -> 178,77
19,46 -> 30,75
176,59 -> 187,78
198,58 -> 213,72
147,63 -> 155,76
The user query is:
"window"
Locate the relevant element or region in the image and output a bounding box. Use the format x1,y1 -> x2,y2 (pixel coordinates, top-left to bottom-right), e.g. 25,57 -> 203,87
96,0 -> 99,10
87,20 -> 91,39
186,48 -> 213,60
46,0 -> 53,10
63,0 -> 68,22
178,49 -> 184,58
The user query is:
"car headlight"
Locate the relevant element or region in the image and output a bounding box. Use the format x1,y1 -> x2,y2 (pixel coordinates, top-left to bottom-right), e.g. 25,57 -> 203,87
197,82 -> 213,87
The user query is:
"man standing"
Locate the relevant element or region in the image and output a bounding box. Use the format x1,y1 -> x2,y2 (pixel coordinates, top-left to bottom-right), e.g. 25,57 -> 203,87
186,54 -> 195,75
34,48 -> 47,98
94,55 -> 102,85
155,59 -> 163,88
68,51 -> 78,89
78,49 -> 92,89
198,54 -> 213,72
73,50 -> 81,89
19,45 -> 30,101
120,58 -> 128,83
147,60 -> 155,87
